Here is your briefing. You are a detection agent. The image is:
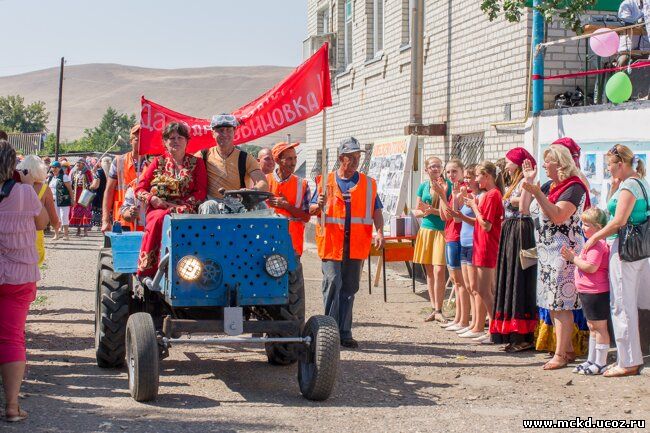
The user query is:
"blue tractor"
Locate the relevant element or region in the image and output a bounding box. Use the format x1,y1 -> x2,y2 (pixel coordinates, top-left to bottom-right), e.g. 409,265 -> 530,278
94,190 -> 340,402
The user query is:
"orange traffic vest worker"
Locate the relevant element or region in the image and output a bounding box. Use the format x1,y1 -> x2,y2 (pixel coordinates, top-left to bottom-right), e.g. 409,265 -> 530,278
102,124 -> 147,232
267,172 -> 309,256
310,137 -> 385,349
266,141 -> 311,257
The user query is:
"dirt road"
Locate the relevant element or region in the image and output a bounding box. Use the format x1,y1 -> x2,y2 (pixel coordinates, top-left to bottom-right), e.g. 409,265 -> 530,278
4,232 -> 649,433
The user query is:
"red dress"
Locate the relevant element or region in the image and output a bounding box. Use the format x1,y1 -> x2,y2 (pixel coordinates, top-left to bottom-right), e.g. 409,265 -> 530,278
471,188 -> 504,269
69,169 -> 94,228
135,154 -> 207,278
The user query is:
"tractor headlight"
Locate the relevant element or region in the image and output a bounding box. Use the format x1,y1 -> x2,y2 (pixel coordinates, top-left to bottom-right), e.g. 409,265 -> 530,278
265,254 -> 288,278
176,255 -> 203,281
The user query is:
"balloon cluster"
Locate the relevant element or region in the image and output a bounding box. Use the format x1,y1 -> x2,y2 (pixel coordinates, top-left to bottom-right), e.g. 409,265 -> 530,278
589,28 -> 632,104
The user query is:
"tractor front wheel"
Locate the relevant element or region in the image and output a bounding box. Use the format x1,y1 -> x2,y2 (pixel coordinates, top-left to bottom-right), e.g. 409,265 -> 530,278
298,315 -> 340,401
126,313 -> 159,402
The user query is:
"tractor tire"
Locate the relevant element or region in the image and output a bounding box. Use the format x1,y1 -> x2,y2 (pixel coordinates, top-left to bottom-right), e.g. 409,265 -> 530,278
126,313 -> 159,402
95,248 -> 130,368
265,262 -> 306,365
298,315 -> 340,401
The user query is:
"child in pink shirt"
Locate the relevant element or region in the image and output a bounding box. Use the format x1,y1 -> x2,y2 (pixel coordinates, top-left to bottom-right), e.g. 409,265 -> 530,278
561,208 -> 610,375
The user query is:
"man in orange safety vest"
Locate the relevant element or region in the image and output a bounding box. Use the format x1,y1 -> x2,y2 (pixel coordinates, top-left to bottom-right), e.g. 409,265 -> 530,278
310,137 -> 385,349
266,141 -> 311,258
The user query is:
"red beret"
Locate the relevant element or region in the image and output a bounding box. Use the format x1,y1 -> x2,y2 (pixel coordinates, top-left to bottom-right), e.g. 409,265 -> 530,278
505,147 -> 536,168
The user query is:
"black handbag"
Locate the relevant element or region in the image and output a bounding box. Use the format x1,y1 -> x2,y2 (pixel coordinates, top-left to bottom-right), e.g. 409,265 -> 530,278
618,178 -> 650,262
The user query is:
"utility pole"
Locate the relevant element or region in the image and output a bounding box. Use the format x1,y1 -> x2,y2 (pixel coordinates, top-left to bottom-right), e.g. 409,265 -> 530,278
54,57 -> 64,160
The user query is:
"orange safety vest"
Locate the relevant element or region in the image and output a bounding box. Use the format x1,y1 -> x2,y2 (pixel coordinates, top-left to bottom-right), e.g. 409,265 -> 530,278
113,151 -> 143,231
315,172 -> 377,261
267,172 -> 308,256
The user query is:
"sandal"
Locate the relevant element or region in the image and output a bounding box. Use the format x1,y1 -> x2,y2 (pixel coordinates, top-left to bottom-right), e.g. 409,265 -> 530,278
506,342 -> 534,353
580,363 -> 607,375
573,361 -> 593,374
543,353 -> 571,370
5,406 -> 28,423
603,365 -> 643,377
424,312 -> 437,322
434,311 -> 448,323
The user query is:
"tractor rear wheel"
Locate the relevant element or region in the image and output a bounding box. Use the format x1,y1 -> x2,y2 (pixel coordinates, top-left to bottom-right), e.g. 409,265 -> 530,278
298,315 -> 340,401
265,261 -> 305,365
95,248 -> 130,368
126,313 -> 159,402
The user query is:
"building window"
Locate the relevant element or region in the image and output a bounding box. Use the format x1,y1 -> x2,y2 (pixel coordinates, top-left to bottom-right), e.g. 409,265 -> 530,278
318,5 -> 330,35
344,0 -> 353,66
451,133 -> 485,167
368,0 -> 384,58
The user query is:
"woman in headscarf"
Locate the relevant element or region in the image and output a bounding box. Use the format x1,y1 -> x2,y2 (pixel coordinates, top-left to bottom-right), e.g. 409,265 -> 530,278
69,159 -> 94,236
490,148 -> 538,352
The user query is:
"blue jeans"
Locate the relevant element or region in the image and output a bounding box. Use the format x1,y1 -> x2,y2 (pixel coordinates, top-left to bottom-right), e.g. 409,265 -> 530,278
460,245 -> 473,265
445,241 -> 462,270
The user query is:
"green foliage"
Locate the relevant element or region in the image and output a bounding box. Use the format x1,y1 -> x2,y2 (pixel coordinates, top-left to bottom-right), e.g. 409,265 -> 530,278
481,0 -> 597,33
0,94 -> 49,133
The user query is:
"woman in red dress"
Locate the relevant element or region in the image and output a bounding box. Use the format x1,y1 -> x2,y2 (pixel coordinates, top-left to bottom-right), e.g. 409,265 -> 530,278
69,159 -> 94,236
135,123 -> 207,278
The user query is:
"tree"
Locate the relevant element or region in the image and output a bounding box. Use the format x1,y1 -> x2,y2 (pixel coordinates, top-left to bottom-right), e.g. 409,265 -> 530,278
0,94 -> 49,133
480,0 -> 597,33
239,144 -> 263,157
82,107 -> 137,153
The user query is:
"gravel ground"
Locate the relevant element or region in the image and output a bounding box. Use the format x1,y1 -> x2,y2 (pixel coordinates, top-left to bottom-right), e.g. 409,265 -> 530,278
3,231 -> 649,433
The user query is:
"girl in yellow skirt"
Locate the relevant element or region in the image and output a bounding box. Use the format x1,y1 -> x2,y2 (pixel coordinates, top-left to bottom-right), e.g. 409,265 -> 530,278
413,156 -> 450,322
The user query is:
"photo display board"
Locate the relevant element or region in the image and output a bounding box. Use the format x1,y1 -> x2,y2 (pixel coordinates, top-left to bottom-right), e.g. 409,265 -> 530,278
539,141 -> 650,211
367,135 -> 417,217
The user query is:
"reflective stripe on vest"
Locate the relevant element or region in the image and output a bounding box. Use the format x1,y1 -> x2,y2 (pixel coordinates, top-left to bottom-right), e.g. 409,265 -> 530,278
266,172 -> 307,255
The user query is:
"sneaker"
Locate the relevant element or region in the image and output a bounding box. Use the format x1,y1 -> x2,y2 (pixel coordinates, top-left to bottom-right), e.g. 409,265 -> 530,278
473,333 -> 490,343
459,330 -> 485,338
446,323 -> 464,331
455,326 -> 471,334
441,321 -> 458,329
340,338 -> 359,349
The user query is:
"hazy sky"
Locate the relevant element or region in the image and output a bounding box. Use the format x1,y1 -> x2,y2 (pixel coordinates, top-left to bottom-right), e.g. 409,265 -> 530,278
0,0 -> 308,77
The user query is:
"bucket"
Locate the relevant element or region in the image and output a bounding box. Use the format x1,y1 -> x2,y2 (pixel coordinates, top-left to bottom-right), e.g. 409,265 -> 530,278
78,188 -> 96,207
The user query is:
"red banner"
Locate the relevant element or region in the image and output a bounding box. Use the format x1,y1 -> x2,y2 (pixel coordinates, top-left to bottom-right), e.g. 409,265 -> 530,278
139,43 -> 332,155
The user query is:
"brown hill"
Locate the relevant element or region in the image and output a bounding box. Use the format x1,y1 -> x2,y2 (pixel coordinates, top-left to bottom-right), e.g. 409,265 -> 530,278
0,63 -> 305,145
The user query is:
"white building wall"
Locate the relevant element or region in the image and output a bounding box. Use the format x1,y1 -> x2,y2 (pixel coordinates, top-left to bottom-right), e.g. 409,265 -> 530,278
304,0 -> 606,184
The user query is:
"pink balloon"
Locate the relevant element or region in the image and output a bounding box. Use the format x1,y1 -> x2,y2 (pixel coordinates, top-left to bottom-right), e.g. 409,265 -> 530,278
589,28 -> 620,57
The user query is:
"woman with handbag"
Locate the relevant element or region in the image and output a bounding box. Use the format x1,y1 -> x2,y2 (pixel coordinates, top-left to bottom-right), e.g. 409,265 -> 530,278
489,148 -> 538,352
520,145 -> 591,370
582,144 -> 649,377
69,159 -> 94,236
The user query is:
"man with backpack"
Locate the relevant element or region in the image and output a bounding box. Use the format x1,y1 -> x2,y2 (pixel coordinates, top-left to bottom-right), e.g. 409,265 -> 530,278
198,114 -> 268,213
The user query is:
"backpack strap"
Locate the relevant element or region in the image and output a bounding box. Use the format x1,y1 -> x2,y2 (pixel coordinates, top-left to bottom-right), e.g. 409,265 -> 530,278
238,150 -> 248,188
0,179 -> 16,204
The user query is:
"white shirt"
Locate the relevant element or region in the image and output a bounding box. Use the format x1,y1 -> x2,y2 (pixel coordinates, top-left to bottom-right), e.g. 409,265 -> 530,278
618,0 -> 650,51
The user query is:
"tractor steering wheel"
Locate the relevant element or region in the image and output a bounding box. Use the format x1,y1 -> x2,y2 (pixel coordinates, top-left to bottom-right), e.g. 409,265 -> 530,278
222,189 -> 274,210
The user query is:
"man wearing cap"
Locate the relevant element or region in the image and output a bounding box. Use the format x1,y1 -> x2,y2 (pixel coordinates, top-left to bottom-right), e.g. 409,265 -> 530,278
310,137 -> 385,349
101,124 -> 148,232
257,148 -> 276,176
199,114 -> 268,207
267,141 -> 311,257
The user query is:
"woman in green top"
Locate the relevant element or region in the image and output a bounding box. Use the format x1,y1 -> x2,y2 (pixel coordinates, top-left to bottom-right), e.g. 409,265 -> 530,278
413,156 -> 450,322
583,144 -> 649,377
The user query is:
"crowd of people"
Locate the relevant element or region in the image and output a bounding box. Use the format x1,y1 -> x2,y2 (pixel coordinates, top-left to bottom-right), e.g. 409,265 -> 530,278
412,139 -> 649,378
0,116 -> 648,422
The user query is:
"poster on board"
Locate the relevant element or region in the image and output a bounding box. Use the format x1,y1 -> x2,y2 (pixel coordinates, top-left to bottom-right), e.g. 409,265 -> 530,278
367,135 -> 417,218
539,141 -> 650,212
